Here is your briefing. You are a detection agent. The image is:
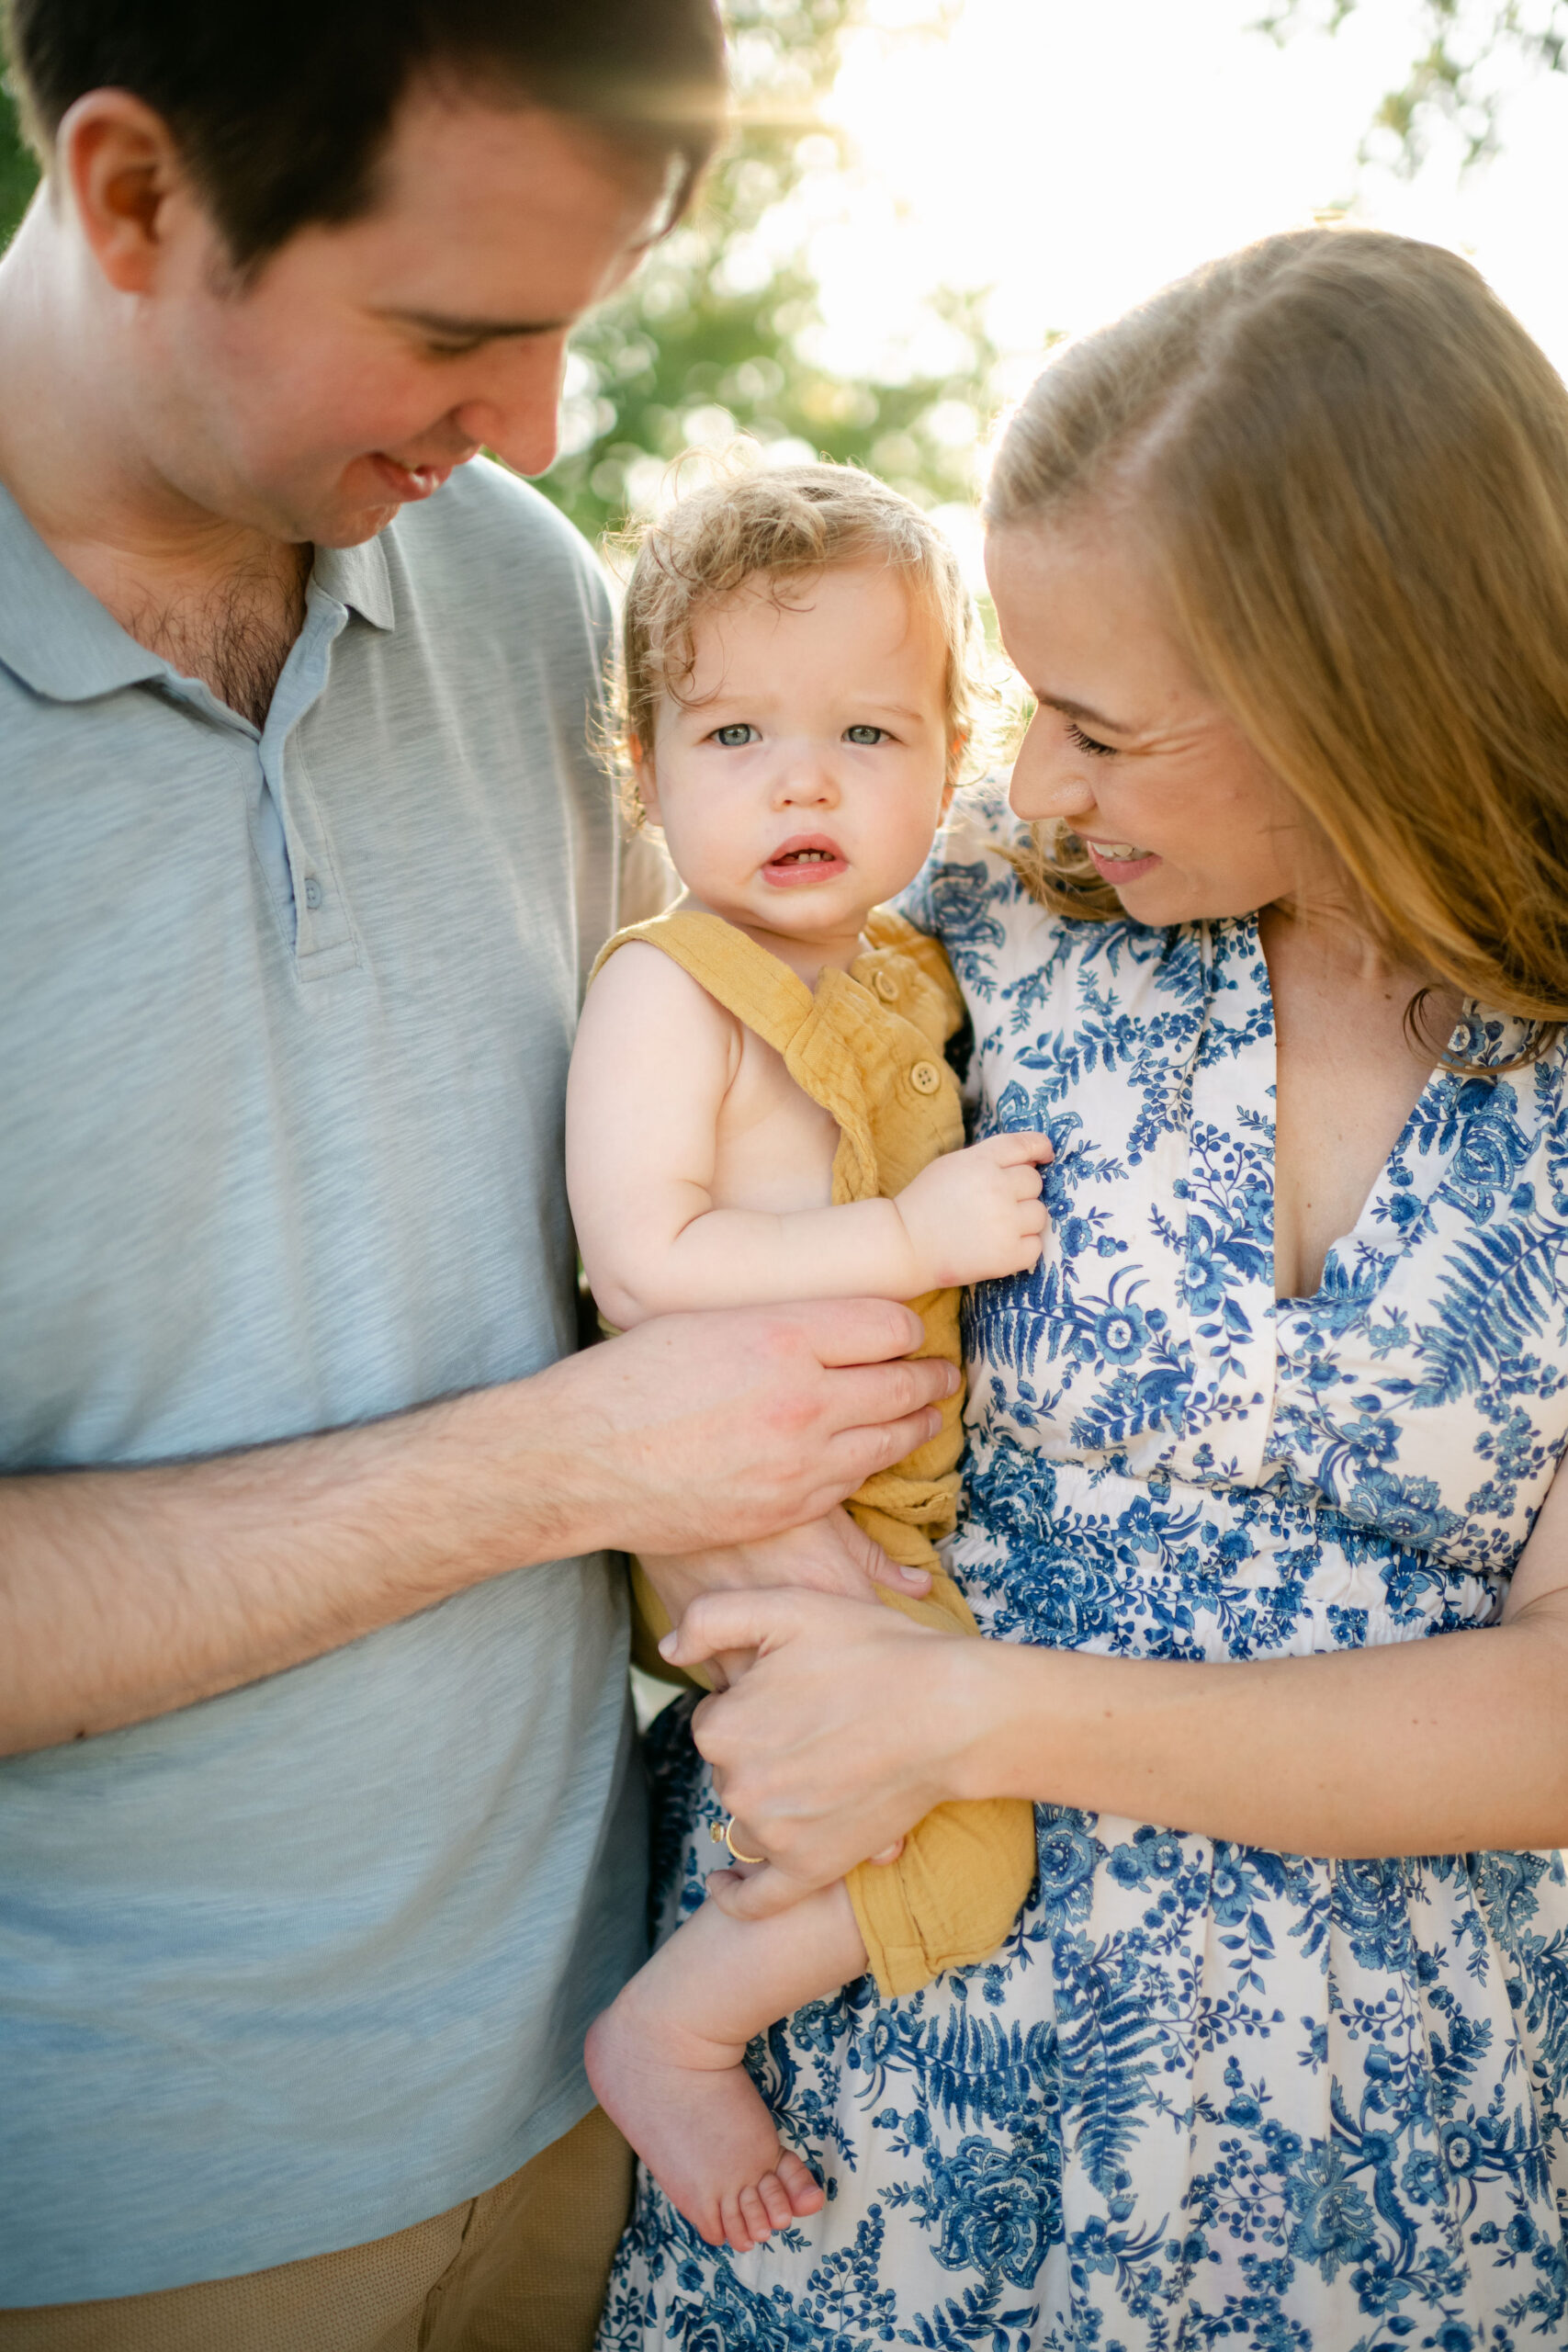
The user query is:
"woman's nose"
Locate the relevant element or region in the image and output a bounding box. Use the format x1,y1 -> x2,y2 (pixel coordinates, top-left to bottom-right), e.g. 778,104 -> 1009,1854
1008,718 -> 1098,824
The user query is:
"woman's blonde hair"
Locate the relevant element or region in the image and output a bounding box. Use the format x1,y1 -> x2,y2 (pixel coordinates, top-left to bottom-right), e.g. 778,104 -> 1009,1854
615,458 -> 991,820
986,225 -> 1568,1054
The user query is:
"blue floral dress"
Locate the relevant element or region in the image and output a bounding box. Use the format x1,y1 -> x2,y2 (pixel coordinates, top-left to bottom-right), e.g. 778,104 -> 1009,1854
599,794 -> 1568,2351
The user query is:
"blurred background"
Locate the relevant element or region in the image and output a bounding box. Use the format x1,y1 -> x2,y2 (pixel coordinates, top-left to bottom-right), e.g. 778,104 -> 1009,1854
5,0 -> 1568,581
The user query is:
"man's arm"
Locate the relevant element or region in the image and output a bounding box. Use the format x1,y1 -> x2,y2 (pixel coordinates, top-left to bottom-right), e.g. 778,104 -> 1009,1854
0,1300 -> 955,1758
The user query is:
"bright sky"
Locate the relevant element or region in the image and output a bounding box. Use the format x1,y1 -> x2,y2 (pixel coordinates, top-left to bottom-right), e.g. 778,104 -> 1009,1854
804,0 -> 1568,400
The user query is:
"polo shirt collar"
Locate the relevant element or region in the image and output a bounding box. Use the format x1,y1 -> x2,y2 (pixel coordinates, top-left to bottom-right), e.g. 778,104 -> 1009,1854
313,535 -> 394,632
0,479 -> 167,703
0,478 -> 395,705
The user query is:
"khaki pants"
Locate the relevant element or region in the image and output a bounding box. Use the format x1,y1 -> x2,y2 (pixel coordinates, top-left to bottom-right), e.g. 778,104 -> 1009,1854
0,2105 -> 633,2352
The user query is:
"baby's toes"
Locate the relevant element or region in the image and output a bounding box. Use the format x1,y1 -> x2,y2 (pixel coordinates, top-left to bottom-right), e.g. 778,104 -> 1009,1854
738,2183 -> 774,2245
776,2148 -> 826,2216
719,2189 -> 757,2255
757,2170 -> 796,2233
694,2199 -> 728,2250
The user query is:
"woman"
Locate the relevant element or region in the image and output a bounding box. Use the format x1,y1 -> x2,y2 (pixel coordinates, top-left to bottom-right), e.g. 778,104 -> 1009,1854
599,229 -> 1568,2348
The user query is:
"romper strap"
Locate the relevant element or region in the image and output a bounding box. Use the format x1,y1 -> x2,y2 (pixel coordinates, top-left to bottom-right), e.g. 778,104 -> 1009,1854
591,909 -> 883,1202
591,908 -> 817,1063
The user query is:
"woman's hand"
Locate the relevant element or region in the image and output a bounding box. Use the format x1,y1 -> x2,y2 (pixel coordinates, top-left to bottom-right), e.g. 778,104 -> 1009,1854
661,1586 -> 985,1917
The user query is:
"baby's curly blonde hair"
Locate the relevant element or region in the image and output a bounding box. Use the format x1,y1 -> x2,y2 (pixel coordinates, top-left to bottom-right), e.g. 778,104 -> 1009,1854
614,458 -> 992,822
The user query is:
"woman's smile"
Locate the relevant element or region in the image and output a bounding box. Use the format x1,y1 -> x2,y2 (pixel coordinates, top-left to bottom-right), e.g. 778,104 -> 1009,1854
1083,836 -> 1159,879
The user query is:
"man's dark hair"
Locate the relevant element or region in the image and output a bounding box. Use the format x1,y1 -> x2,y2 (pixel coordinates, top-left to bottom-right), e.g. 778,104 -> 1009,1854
5,0 -> 728,269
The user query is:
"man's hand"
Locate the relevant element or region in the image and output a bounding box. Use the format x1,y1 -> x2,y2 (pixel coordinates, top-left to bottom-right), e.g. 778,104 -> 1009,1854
893,1131 -> 1053,1290
538,1298 -> 958,1558
0,1296 -> 955,1755
636,1505 -> 931,1633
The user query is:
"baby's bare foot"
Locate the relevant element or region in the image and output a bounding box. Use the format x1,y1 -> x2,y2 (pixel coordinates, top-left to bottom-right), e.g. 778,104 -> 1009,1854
586,1981 -> 825,2253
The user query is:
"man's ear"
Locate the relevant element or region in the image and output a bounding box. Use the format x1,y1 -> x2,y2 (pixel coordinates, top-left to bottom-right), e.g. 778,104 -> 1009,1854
58,91 -> 189,296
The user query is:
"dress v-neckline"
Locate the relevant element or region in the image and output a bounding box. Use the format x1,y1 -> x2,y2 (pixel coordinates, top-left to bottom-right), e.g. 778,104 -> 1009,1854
1238,912 -> 1477,1312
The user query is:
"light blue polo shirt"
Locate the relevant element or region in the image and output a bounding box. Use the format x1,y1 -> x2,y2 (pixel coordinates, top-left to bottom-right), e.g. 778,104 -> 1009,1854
0,460 -> 648,2305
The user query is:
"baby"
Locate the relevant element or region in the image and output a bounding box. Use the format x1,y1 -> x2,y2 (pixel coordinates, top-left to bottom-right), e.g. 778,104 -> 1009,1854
568,463 -> 1051,2256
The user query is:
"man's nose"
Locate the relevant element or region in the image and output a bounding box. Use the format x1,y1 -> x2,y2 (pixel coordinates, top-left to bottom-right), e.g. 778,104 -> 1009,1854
450,342 -> 568,480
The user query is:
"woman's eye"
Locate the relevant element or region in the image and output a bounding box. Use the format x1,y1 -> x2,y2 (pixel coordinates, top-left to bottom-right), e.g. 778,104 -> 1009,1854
1067,721 -> 1116,758
711,723 -> 759,748
844,725 -> 886,746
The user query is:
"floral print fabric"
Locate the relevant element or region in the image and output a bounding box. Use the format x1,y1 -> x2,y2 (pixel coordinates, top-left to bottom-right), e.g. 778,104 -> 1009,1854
599,793 -> 1568,2350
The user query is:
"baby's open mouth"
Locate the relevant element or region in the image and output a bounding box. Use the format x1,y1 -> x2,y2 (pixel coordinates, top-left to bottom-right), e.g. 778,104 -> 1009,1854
762,835 -> 848,884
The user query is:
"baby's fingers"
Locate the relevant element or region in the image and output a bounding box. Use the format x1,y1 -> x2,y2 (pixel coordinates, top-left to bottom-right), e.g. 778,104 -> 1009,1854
705,1861 -> 815,1921
990,1129 -> 1054,1167
984,1227 -> 1044,1280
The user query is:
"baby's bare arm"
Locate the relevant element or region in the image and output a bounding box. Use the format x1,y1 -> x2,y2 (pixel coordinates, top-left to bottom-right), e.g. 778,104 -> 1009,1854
567,947 -> 1052,1326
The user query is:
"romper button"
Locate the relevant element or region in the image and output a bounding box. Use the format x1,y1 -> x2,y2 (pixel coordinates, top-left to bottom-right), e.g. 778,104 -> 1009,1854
909,1059 -> 942,1094
873,969 -> 898,1001
303,876 -> 322,910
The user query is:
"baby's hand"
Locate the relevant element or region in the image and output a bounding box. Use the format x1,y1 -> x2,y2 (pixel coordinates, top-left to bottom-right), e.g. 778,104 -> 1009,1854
894,1132 -> 1054,1290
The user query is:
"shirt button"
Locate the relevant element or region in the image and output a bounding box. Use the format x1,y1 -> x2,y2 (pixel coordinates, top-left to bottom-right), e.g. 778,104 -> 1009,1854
303,876 -> 323,910
909,1059 -> 942,1094
873,969 -> 898,1001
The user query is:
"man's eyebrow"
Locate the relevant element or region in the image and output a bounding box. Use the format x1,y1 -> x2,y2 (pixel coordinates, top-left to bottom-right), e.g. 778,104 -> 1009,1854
1036,690 -> 1129,733
378,308 -> 572,341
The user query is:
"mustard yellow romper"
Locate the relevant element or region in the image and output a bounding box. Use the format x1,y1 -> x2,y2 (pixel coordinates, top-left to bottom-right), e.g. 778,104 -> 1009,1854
591,904 -> 1037,1998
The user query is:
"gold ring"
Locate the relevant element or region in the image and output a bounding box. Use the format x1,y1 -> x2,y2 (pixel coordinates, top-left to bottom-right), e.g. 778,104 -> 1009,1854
710,1815 -> 766,1867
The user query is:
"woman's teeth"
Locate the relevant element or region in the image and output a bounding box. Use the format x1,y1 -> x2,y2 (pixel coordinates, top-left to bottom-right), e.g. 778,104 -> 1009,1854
1087,839 -> 1153,863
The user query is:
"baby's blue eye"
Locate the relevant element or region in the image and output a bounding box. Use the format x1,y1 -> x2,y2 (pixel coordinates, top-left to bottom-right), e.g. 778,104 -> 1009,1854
712,723 -> 758,748
844,725 -> 886,746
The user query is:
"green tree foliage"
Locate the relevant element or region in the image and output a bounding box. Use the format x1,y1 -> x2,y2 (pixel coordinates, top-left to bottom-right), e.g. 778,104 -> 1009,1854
538,0 -> 1002,542
1,52 -> 39,243
1258,0 -> 1568,173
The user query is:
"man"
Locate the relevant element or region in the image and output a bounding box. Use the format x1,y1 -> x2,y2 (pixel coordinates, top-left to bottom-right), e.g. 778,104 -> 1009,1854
0,5 -> 954,2343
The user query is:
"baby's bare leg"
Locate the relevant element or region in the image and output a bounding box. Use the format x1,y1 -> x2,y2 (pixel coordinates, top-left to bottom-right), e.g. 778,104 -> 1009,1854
585,1871 -> 868,2254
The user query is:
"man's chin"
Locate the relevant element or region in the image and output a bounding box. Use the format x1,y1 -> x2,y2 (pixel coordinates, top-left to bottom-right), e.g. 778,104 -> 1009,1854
311,502 -> 406,549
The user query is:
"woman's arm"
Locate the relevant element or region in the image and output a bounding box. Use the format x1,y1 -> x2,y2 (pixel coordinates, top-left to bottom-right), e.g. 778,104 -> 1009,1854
566,945 -> 1050,1326
666,1462 -> 1568,1917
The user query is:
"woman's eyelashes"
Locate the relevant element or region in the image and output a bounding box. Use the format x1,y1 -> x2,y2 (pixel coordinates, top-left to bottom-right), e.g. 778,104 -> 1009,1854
1066,720 -> 1117,758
